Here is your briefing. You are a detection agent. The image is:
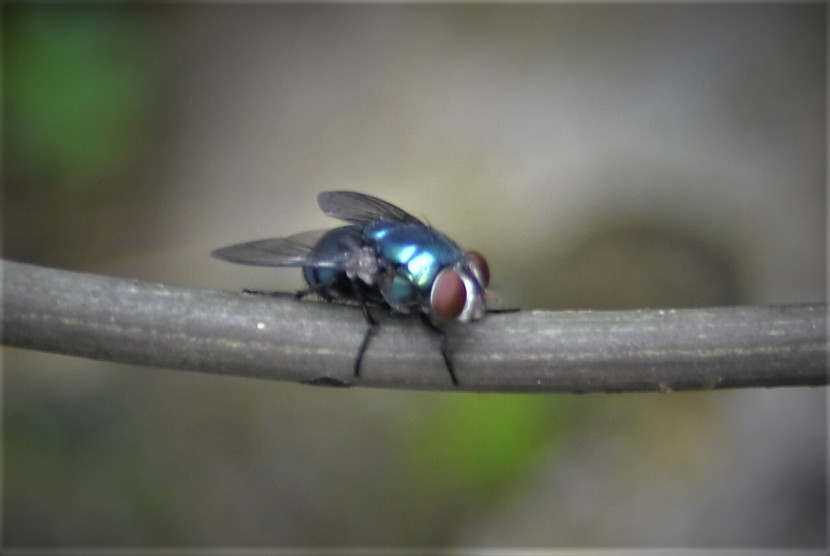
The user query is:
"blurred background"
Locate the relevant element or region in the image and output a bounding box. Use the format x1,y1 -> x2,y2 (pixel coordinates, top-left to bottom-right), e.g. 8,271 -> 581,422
3,4 -> 826,549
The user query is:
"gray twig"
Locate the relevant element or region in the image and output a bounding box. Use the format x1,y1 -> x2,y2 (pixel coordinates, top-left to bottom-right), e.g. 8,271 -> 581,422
1,259 -> 826,393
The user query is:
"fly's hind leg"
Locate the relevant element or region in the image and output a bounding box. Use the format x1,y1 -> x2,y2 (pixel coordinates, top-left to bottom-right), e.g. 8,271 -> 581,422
243,284 -> 333,302
419,314 -> 458,386
242,288 -> 307,300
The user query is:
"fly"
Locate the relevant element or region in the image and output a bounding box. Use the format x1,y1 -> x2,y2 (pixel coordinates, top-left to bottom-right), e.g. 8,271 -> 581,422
211,191 -> 491,385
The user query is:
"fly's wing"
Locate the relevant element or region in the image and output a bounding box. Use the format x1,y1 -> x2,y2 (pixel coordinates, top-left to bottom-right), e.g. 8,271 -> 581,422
211,230 -> 342,268
318,191 -> 424,226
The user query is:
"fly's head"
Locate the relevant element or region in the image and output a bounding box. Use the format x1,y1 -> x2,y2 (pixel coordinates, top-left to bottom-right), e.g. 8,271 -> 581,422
429,251 -> 490,323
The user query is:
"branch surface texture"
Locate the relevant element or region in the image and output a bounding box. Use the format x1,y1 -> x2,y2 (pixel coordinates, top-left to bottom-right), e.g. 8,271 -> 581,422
2,259 -> 827,393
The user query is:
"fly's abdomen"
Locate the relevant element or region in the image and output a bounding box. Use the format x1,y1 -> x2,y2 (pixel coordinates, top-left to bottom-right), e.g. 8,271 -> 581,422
302,226 -> 363,299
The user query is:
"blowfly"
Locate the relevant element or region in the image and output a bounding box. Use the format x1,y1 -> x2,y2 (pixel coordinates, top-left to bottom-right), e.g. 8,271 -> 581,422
211,191 -> 491,385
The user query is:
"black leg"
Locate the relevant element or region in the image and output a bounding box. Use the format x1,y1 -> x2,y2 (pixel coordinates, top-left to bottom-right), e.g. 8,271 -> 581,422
419,314 -> 458,386
243,286 -> 331,302
438,333 -> 458,386
353,321 -> 377,377
349,280 -> 376,378
486,307 -> 521,314
242,288 -> 309,300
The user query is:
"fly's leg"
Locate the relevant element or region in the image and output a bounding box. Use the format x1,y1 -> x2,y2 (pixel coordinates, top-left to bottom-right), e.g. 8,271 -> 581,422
486,307 -> 521,314
354,322 -> 377,378
242,288 -> 307,300
419,314 -> 458,386
350,280 -> 377,378
243,286 -> 324,301
439,334 -> 458,386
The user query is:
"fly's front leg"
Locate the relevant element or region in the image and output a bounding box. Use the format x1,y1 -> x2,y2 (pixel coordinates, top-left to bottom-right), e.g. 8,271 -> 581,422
438,333 -> 458,386
486,307 -> 521,315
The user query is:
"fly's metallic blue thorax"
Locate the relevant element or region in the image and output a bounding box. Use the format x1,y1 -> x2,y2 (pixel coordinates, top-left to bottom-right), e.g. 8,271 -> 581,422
364,221 -> 464,310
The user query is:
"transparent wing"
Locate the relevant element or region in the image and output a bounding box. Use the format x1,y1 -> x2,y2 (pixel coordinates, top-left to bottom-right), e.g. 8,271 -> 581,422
211,230 -> 341,268
317,191 -> 424,226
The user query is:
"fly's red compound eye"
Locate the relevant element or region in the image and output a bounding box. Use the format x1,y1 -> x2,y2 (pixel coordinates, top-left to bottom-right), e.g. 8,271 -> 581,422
465,251 -> 490,288
430,268 -> 467,320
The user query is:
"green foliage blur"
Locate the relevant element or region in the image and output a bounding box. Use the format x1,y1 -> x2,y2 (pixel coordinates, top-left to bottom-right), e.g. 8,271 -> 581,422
6,6 -> 156,185
405,395 -> 577,501
4,6 -> 162,265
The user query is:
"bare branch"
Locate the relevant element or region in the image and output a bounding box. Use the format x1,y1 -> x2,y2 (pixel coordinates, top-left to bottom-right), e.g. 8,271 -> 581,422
1,259 -> 826,392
